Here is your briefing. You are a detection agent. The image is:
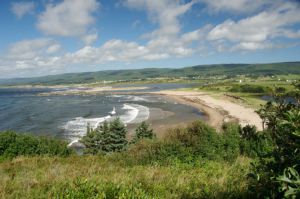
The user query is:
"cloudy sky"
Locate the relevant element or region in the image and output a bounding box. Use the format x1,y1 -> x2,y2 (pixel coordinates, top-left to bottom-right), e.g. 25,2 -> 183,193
0,0 -> 300,78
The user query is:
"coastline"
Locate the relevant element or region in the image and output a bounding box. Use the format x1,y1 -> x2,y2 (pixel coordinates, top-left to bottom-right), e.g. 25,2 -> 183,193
152,90 -> 263,131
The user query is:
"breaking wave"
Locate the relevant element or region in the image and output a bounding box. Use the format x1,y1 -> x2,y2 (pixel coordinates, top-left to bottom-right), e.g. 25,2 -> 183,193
63,103 -> 149,146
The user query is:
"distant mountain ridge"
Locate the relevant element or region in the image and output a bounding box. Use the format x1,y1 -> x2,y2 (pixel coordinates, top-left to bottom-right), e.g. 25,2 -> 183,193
1,62 -> 300,85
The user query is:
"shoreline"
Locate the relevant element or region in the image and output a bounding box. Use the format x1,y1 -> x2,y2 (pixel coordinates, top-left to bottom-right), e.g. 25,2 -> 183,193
151,90 -> 263,131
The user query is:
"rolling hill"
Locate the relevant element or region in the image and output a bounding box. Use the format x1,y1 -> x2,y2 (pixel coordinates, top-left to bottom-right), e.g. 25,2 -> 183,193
1,62 -> 299,85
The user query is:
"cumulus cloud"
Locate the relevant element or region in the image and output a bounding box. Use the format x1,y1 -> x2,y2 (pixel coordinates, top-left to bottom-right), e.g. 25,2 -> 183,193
2,0 -> 300,78
1,38 -> 62,74
37,0 -> 99,42
124,0 -> 201,58
7,38 -> 61,59
207,1 -> 300,51
125,0 -> 196,37
11,1 -> 35,19
82,33 -> 98,45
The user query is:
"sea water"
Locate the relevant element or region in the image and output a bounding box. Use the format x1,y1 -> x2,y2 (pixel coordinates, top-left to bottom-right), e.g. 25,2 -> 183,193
0,84 -> 204,144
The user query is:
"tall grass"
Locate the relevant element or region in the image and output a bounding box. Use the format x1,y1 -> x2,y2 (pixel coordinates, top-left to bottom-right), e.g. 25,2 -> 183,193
0,155 -> 251,198
0,121 -> 259,198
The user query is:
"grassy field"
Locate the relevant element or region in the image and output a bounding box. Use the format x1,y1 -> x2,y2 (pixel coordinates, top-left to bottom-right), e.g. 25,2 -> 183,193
0,121 -> 257,198
182,75 -> 300,109
0,155 -> 251,199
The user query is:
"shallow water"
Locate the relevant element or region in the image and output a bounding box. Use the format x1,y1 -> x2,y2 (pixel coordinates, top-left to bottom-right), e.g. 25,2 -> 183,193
0,84 -> 204,143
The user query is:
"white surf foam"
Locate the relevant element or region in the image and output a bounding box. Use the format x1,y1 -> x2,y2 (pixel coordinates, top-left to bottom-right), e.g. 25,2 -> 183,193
110,95 -> 154,102
64,104 -> 150,146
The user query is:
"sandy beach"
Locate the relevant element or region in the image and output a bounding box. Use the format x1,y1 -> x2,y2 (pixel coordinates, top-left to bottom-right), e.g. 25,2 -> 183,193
38,86 -> 149,96
153,90 -> 263,131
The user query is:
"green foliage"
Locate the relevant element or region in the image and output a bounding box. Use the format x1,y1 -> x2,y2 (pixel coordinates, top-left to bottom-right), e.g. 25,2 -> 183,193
229,84 -> 268,93
131,122 -> 155,143
276,167 -> 300,198
238,125 -> 273,158
222,123 -> 242,161
126,121 -> 244,165
249,82 -> 300,198
0,131 -> 72,159
1,62 -> 300,85
56,179 -> 151,199
81,118 -> 128,154
0,155 -> 251,199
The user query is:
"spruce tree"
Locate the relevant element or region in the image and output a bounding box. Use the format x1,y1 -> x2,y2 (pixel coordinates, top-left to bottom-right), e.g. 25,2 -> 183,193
106,117 -> 128,152
80,123 -> 99,154
96,120 -> 110,152
81,118 -> 128,153
132,121 -> 155,143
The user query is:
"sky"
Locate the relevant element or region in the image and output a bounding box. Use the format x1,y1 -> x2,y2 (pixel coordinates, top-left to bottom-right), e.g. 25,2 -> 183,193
0,0 -> 300,78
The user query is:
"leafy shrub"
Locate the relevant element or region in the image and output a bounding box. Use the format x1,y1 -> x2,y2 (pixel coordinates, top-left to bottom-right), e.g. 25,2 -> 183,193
238,125 -> 273,158
222,122 -> 241,161
0,131 -> 72,158
229,84 -> 267,93
126,121 -> 244,165
249,81 -> 300,198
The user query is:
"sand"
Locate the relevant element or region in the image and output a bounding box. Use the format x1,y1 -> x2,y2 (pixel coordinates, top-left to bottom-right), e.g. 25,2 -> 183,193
153,90 -> 263,131
38,86 -> 149,96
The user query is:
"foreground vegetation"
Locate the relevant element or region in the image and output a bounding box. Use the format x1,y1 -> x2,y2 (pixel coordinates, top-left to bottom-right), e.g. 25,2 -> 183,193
0,155 -> 251,198
0,82 -> 299,198
0,121 -> 257,198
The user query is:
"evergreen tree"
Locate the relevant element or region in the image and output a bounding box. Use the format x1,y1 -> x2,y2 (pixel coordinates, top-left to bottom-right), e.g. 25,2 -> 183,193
81,118 -> 128,153
106,118 -> 128,152
81,123 -> 99,154
132,121 -> 155,143
96,120 -> 110,152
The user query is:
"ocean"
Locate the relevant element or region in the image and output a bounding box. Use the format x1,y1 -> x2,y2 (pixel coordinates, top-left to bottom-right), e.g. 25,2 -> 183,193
0,83 -> 204,144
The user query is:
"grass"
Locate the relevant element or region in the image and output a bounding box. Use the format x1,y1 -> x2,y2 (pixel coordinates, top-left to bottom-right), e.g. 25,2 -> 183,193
0,121 -> 255,198
178,77 -> 299,109
0,155 -> 251,198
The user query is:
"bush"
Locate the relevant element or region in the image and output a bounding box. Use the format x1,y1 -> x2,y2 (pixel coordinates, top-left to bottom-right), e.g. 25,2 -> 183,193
0,131 -> 72,158
222,122 -> 241,162
249,82 -> 300,198
229,84 -> 267,93
126,121 -> 244,165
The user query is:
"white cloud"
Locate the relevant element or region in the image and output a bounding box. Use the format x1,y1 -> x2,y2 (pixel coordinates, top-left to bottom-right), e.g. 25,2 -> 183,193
2,0 -> 300,78
37,0 -> 99,39
199,0 -> 279,13
81,33 -> 98,45
11,1 -> 35,19
7,38 -> 61,59
207,1 -> 300,51
125,0 -> 196,37
233,42 -> 273,51
46,44 -> 61,54
124,0 -> 200,58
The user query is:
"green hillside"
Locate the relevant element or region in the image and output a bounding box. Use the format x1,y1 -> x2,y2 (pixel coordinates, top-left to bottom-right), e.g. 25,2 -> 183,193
1,62 -> 300,85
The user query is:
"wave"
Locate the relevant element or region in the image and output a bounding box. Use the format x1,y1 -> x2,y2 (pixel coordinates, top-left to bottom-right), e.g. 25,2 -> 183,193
119,104 -> 149,124
63,103 -> 150,146
110,95 -> 156,102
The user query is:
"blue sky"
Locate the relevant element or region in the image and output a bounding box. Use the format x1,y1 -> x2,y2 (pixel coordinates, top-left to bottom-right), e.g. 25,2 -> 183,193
0,0 -> 300,78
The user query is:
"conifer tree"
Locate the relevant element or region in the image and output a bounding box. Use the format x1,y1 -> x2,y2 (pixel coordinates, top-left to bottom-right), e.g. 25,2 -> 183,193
132,121 -> 155,143
80,123 -> 99,154
81,118 -> 128,153
106,117 -> 128,152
